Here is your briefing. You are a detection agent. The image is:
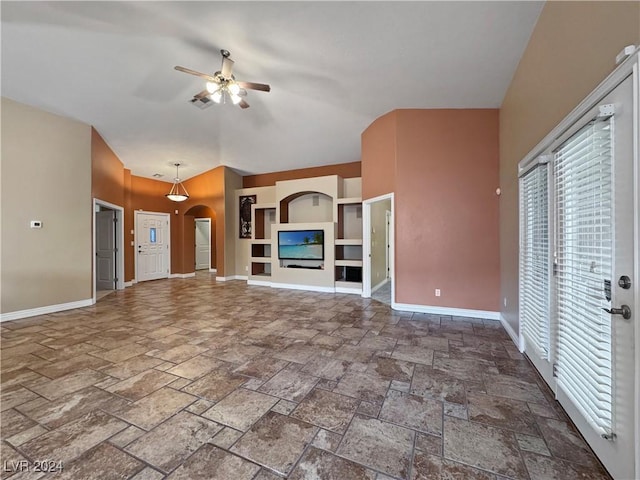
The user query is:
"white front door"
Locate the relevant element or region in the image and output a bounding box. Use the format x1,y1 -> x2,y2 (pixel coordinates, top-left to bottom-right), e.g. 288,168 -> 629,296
195,218 -> 210,270
553,76 -> 635,480
96,209 -> 116,290
136,212 -> 169,282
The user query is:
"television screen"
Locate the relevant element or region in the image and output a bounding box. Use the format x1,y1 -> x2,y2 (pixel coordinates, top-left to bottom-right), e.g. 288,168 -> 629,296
278,230 -> 324,260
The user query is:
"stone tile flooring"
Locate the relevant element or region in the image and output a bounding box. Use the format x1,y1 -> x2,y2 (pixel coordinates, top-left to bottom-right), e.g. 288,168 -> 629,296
1,275 -> 611,479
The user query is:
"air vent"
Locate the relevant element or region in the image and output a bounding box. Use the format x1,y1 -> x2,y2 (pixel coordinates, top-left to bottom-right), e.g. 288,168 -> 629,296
312,195 -> 320,207
356,206 -> 362,219
190,97 -> 214,109
152,173 -> 163,178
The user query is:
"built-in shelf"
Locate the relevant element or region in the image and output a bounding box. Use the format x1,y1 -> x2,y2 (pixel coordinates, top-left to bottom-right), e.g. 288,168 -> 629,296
336,197 -> 362,205
335,259 -> 363,267
335,238 -> 363,246
251,239 -> 271,245
250,257 -> 271,264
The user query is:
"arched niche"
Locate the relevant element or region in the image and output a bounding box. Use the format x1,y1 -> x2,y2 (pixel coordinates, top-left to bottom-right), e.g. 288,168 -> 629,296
279,191 -> 333,223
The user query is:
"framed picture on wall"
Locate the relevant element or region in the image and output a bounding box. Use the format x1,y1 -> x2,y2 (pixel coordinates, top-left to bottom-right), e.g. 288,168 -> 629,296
239,195 -> 257,238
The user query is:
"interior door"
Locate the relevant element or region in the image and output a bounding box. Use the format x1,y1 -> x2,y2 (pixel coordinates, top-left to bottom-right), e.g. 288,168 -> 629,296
96,209 -> 116,290
136,212 -> 169,282
195,219 -> 210,270
553,75 -> 635,480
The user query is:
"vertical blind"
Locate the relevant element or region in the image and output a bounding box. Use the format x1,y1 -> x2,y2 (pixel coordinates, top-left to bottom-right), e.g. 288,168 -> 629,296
554,118 -> 613,436
519,163 -> 550,359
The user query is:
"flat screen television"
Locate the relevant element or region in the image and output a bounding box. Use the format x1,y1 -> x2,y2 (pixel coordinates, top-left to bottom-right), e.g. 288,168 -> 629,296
278,230 -> 324,261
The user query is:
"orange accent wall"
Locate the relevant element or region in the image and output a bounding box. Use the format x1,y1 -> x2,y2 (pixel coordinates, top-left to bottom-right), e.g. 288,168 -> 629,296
243,161 -> 361,188
91,128 -> 125,206
362,111 -> 397,200
361,109 -> 500,312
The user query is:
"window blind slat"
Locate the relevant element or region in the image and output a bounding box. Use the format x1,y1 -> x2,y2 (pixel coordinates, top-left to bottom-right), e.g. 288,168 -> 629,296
554,118 -> 613,436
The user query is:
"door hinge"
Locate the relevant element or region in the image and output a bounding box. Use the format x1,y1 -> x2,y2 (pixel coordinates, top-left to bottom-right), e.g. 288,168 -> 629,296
114,277 -> 118,283
113,217 -> 118,223
114,248 -> 118,253
552,363 -> 558,378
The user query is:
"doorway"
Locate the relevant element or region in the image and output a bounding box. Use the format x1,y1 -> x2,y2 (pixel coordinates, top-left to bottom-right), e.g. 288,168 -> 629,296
93,199 -> 124,302
194,218 -> 211,270
362,193 -> 394,305
135,211 -> 170,282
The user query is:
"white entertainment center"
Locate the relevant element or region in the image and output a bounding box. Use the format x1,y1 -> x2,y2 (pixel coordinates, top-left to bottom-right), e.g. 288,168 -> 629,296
246,175 -> 363,294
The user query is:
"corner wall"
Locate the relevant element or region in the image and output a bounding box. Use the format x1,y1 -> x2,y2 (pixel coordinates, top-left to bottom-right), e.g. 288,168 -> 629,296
499,1 -> 640,333
1,97 -> 92,314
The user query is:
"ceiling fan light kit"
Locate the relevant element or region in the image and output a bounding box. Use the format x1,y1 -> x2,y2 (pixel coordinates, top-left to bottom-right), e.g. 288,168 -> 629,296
165,163 -> 189,202
175,49 -> 270,110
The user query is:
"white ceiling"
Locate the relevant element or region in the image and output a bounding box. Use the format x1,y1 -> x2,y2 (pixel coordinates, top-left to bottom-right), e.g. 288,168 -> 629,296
1,1 -> 543,181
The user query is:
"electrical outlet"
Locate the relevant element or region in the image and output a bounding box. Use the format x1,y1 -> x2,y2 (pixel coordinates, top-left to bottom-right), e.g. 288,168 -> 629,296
435,289 -> 441,297
245,266 -> 248,272
503,297 -> 507,307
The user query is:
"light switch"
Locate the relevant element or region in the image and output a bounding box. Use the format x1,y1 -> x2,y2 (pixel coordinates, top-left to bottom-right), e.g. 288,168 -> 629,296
30,220 -> 43,229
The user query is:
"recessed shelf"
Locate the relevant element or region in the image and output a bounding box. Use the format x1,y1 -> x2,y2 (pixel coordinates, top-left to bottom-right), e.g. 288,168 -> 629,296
251,272 -> 272,277
250,257 -> 271,264
335,238 -> 363,245
251,239 -> 271,245
336,197 -> 362,205
335,259 -> 363,267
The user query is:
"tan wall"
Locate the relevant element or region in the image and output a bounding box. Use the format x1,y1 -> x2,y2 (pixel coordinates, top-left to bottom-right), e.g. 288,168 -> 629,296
91,128 -> 125,207
234,187 -> 275,277
361,111 -> 397,200
371,198 -> 391,288
224,168 -> 243,278
499,1 -> 640,332
243,161 -> 361,188
395,109 -> 500,311
1,98 -> 92,313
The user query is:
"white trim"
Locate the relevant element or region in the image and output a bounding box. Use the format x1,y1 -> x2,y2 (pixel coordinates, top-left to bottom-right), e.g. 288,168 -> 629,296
499,314 -> 521,350
215,275 -> 247,282
335,285 -> 363,294
134,210 -> 171,282
362,193 -> 395,305
0,299 -> 93,322
247,279 -> 272,287
92,198 -> 125,304
632,52 -> 640,478
371,277 -> 389,294
391,302 -> 500,321
124,281 -> 134,287
209,268 -> 218,273
168,272 -> 196,279
270,282 -> 335,293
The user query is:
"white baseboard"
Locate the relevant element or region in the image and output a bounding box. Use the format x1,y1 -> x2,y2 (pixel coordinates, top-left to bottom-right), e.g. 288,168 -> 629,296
391,302 -> 501,321
124,281 -> 134,287
270,283 -> 335,293
0,298 -> 94,323
247,279 -> 272,287
500,313 -> 522,350
371,278 -> 389,294
209,268 -> 218,273
335,286 -> 363,295
169,273 -> 196,279
215,275 -> 247,282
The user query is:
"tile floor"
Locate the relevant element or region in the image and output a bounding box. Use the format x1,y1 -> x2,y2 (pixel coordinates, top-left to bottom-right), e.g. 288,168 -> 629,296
1,274 -> 611,479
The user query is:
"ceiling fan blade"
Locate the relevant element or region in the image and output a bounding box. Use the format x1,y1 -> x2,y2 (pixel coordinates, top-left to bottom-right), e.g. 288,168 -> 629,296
239,99 -> 250,109
174,66 -> 217,83
237,81 -> 271,92
221,56 -> 234,78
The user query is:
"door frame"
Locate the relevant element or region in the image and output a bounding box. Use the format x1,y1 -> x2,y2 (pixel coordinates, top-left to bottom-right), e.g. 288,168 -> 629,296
92,198 -> 125,303
134,210 -> 171,283
194,217 -> 211,270
362,192 -> 395,304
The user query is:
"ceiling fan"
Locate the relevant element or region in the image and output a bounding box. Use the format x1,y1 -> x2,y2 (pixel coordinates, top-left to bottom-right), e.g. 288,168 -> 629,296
175,49 -> 270,110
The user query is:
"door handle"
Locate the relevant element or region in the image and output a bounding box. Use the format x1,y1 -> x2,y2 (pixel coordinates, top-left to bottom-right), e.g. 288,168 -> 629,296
602,305 -> 632,320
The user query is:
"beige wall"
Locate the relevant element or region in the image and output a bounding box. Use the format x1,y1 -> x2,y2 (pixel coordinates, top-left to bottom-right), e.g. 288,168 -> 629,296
224,168 -> 243,278
371,198 -> 391,289
499,1 -> 640,332
1,98 -> 92,314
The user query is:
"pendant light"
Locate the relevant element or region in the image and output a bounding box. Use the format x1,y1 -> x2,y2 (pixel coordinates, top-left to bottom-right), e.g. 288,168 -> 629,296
165,163 -> 189,202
